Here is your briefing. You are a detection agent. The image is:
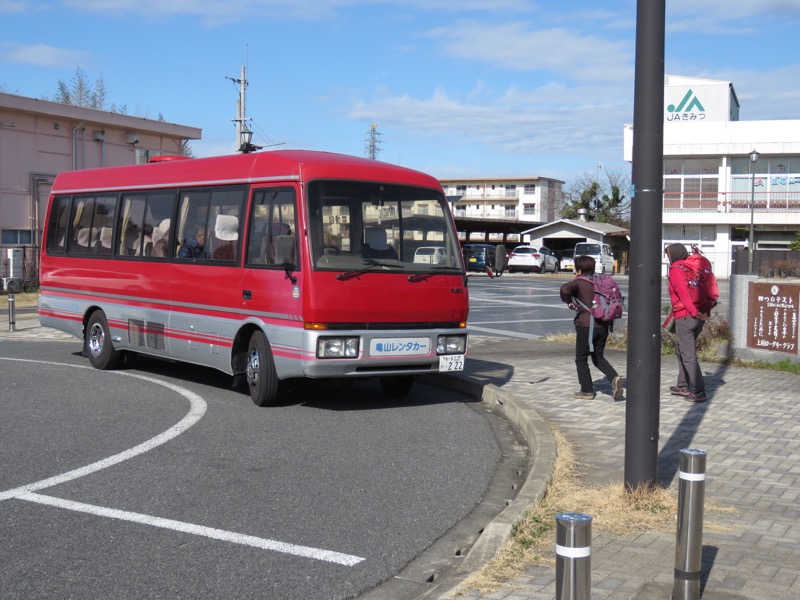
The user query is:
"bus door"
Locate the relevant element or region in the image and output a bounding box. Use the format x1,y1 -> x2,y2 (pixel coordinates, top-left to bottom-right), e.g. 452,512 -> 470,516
240,185 -> 303,375
168,187 -> 248,369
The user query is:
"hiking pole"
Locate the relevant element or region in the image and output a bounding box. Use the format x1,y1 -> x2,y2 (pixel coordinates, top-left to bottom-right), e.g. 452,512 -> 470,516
556,512 -> 592,600
672,448 -> 707,600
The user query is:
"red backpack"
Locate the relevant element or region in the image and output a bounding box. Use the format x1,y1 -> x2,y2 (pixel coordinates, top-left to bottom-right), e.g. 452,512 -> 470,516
672,245 -> 719,315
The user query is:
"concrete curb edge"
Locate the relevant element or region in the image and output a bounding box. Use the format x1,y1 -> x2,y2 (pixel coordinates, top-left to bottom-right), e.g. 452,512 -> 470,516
422,372 -> 557,597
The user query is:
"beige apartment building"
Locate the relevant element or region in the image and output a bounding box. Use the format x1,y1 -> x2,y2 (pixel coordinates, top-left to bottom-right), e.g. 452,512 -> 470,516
440,177 -> 563,222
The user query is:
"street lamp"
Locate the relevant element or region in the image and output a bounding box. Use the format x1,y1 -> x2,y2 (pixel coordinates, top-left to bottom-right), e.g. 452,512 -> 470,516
239,129 -> 262,153
747,148 -> 760,274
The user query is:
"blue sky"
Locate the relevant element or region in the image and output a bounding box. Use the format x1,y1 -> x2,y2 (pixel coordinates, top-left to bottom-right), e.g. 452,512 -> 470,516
2,1 -> 800,184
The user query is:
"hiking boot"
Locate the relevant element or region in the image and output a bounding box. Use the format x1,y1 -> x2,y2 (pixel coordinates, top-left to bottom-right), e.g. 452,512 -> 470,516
573,390 -> 596,400
669,385 -> 690,397
611,376 -> 624,401
685,390 -> 707,403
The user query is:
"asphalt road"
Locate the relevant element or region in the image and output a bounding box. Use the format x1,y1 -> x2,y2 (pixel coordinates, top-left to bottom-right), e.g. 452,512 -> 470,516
0,341 -> 525,600
466,273 -> 729,340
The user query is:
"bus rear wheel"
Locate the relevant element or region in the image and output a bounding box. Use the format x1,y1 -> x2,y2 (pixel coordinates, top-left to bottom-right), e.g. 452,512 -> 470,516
380,375 -> 415,398
246,331 -> 279,407
85,311 -> 121,370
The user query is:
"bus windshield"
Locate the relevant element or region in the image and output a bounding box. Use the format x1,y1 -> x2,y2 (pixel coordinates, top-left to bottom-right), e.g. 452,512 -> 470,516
307,180 -> 463,273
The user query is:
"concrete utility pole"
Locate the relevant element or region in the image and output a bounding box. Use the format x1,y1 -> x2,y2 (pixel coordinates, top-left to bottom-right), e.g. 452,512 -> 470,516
227,65 -> 251,152
624,0 -> 666,490
365,124 -> 382,160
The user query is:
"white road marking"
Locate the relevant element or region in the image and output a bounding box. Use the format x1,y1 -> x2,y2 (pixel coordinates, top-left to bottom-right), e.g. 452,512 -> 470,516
20,492 -> 364,566
0,358 -> 365,566
0,363 -> 207,501
468,325 -> 543,339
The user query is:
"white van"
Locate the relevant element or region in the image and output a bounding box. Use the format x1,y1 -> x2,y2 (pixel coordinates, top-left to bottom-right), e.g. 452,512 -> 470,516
574,242 -> 615,274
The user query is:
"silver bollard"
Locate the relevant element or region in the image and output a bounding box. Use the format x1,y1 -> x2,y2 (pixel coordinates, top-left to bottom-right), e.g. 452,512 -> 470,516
672,448 -> 707,600
7,293 -> 15,332
556,512 -> 592,600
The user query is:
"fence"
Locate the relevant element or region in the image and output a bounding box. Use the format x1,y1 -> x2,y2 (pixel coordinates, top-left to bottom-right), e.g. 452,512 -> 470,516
732,249 -> 800,277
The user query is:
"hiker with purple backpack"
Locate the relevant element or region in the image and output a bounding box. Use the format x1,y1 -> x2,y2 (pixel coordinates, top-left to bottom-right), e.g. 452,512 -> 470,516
560,254 -> 625,401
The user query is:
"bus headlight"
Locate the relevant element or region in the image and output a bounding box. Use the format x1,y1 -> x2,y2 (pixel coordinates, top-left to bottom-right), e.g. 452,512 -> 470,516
317,337 -> 360,359
437,335 -> 466,355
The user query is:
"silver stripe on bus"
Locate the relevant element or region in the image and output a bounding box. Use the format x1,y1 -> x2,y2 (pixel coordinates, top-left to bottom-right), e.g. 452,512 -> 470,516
42,286 -> 303,322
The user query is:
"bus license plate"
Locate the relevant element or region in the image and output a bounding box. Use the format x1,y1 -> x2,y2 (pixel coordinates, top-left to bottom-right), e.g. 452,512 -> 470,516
370,337 -> 431,356
439,355 -> 464,371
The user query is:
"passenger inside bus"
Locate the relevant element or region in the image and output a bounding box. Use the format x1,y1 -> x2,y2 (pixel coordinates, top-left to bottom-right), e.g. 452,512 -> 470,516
362,226 -> 398,260
178,225 -> 206,259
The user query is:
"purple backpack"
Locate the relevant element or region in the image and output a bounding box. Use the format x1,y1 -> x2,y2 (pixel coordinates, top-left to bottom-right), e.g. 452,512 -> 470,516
574,274 -> 625,322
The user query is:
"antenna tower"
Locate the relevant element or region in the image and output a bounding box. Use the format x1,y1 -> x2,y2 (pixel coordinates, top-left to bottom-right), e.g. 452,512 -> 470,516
365,124 -> 383,160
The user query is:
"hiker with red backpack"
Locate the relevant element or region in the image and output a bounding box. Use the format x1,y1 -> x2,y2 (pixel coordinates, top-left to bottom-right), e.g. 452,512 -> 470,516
665,243 -> 715,403
560,254 -> 625,401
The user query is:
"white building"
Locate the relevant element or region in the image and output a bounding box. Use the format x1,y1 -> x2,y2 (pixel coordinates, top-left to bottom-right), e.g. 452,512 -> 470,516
624,75 -> 800,276
439,176 -> 564,224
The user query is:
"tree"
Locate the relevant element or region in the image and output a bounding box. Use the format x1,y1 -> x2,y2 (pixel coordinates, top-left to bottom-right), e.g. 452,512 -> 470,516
789,231 -> 800,251
561,167 -> 631,227
52,67 -> 107,110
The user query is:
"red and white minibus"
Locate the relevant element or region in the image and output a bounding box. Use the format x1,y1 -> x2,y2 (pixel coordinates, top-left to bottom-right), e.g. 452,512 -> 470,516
40,150 -> 469,406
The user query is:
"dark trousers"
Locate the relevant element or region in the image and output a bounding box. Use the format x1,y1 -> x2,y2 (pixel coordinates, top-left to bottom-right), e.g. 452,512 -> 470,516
674,315 -> 705,392
575,325 -> 619,393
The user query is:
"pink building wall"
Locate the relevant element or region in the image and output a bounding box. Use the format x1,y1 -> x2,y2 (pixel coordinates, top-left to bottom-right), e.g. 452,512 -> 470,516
0,92 -> 201,253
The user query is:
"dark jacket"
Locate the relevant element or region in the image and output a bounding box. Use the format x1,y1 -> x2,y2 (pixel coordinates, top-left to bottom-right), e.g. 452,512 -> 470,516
560,276 -> 609,328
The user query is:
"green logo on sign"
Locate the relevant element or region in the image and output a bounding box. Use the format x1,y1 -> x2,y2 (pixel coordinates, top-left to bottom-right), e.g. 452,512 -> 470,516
667,89 -> 705,113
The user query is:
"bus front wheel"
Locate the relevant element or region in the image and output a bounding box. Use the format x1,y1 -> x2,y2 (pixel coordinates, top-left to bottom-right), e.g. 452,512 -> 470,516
246,331 -> 279,407
85,311 -> 121,370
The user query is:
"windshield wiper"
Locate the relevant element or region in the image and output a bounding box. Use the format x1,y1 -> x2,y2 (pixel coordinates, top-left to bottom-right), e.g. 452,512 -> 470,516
407,267 -> 456,283
336,258 -> 403,281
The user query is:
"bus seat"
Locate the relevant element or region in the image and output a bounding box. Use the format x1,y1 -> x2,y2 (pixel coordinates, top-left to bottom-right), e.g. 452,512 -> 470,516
274,235 -> 295,265
363,226 -> 397,259
98,226 -> 113,253
74,226 -> 95,251
212,214 -> 238,260
262,222 -> 291,264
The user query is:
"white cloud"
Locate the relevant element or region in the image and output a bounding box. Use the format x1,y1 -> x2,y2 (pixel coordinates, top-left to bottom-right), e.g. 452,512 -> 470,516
427,21 -> 632,83
62,0 -> 536,23
667,0 -> 800,34
0,42 -> 88,68
0,0 -> 28,14
348,77 -> 633,162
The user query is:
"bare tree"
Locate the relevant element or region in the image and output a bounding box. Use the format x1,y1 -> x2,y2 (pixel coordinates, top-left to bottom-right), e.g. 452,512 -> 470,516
51,67 -> 107,109
561,167 -> 631,227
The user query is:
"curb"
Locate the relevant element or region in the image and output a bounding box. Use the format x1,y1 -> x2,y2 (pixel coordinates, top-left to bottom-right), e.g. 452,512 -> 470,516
416,372 -> 557,599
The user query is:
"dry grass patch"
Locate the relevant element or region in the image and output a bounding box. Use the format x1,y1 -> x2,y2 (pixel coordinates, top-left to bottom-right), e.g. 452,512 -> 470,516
453,426 -> 733,597
0,292 -> 39,308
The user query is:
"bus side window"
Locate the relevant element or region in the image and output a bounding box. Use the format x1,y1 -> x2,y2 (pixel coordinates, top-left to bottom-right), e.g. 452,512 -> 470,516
68,198 -> 93,253
46,196 -> 70,254
246,187 -> 297,268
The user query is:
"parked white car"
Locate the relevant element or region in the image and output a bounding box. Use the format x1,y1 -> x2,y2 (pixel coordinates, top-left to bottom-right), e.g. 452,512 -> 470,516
559,249 -> 575,272
413,246 -> 448,265
508,246 -> 559,274
574,242 -> 615,274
